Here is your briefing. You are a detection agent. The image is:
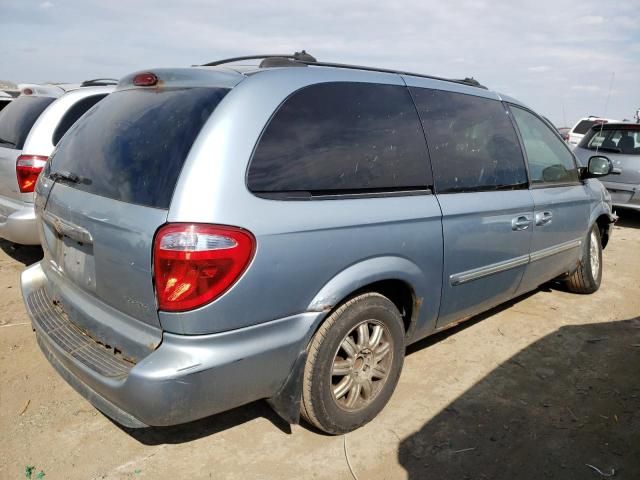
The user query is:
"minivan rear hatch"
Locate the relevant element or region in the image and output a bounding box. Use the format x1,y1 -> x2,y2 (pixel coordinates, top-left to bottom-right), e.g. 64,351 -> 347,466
37,80 -> 232,357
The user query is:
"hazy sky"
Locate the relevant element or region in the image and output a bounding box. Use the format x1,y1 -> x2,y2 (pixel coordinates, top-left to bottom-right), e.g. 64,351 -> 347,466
2,0 -> 639,126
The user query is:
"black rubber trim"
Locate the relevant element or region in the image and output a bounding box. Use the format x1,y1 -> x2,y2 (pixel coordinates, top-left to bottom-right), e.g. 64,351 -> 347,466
253,187 -> 433,201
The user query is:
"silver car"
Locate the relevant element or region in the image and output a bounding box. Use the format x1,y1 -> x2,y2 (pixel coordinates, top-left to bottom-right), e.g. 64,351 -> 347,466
573,122 -> 640,211
21,54 -> 616,434
0,80 -> 115,244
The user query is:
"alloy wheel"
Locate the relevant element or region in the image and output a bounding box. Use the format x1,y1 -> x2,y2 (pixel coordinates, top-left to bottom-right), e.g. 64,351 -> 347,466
331,320 -> 394,411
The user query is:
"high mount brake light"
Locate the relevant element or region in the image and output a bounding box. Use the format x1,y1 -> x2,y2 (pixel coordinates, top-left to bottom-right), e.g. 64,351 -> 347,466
153,224 -> 255,311
133,72 -> 158,87
16,155 -> 48,193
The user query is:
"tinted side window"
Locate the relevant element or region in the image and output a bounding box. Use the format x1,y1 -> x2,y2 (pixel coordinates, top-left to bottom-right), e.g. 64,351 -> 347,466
511,106 -> 579,184
0,96 -> 55,149
248,82 -> 431,195
410,88 -> 527,193
52,94 -> 107,145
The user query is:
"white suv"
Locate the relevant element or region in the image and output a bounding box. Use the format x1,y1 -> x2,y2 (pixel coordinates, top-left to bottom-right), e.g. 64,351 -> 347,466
0,80 -> 116,244
567,116 -> 619,146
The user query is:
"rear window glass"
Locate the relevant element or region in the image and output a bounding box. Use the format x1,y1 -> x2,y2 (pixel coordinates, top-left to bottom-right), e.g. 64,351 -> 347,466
0,95 -> 55,149
410,88 -> 527,193
248,82 -> 431,196
0,99 -> 11,113
52,94 -> 107,146
580,128 -> 640,155
573,120 -> 597,135
50,87 -> 228,208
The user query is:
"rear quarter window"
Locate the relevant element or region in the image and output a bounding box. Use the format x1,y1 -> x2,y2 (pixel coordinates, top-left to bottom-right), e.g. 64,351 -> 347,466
247,82 -> 431,197
0,95 -> 55,149
49,87 -> 228,208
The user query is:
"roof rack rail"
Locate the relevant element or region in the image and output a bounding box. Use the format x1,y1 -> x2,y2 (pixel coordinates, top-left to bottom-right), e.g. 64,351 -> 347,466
80,78 -> 119,87
201,50 -> 317,67
200,51 -> 487,90
295,60 -> 488,89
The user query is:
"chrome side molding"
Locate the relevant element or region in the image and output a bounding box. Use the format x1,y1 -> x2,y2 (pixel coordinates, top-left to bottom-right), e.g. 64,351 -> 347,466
450,254 -> 529,286
450,238 -> 582,286
529,238 -> 582,262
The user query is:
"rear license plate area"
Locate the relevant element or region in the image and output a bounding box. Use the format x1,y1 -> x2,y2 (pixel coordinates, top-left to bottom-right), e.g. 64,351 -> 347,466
60,237 -> 96,290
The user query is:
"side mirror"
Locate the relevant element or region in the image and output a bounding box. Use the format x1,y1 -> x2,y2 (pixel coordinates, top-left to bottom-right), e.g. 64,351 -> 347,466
580,155 -> 616,179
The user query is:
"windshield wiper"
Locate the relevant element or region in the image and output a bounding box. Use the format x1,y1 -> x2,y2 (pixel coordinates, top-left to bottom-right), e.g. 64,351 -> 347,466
0,137 -> 16,147
50,170 -> 80,184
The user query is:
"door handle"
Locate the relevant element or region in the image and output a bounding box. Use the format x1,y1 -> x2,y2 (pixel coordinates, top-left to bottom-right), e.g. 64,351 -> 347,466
535,211 -> 553,226
512,215 -> 532,231
42,211 -> 93,245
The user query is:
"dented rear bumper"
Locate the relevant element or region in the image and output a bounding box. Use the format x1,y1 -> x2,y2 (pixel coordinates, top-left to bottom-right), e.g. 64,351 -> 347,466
22,262 -> 321,427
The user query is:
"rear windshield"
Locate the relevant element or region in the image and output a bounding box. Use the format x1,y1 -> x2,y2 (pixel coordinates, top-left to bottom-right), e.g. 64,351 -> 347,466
579,127 -> 640,155
0,95 -> 55,149
0,99 -> 11,113
572,120 -> 603,135
50,87 -> 228,209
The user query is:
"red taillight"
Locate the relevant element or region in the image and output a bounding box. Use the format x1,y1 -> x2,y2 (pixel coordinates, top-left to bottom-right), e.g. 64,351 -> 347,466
153,224 -> 255,312
22,88 -> 33,95
133,72 -> 158,87
16,155 -> 48,193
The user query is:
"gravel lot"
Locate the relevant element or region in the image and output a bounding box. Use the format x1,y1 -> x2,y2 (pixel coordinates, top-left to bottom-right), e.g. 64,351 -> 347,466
1,211 -> 639,480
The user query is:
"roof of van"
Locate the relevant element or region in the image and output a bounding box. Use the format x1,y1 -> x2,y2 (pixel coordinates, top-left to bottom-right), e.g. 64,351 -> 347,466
200,52 -> 488,89
116,52 -> 530,109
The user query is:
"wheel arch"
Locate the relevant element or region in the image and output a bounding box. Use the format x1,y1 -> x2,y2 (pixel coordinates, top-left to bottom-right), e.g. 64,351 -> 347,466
306,256 -> 426,344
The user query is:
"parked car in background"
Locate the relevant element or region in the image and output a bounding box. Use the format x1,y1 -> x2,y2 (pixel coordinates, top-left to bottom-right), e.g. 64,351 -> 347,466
557,127 -> 570,142
0,79 -> 116,244
574,122 -> 640,211
21,53 -> 615,436
568,116 -> 619,146
0,91 -> 13,112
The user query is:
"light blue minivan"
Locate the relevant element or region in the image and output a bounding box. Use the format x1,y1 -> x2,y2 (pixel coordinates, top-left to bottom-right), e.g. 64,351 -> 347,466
21,52 -> 616,434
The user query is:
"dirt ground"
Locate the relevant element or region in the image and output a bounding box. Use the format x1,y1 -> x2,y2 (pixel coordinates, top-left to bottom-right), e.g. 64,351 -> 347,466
1,211 -> 639,480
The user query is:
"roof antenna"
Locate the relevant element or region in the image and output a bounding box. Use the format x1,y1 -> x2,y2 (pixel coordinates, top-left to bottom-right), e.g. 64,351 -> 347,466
594,72 -> 615,156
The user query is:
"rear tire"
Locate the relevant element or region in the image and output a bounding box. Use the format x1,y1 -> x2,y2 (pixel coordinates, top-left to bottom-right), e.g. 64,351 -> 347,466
565,224 -> 602,294
300,293 -> 405,434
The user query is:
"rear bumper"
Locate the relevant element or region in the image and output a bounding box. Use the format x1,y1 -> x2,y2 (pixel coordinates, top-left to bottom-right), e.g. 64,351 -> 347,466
21,262 -> 322,427
0,195 -> 39,245
602,181 -> 640,210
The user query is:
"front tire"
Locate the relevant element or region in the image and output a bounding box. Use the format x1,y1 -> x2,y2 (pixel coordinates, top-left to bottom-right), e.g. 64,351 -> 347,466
300,293 -> 405,434
565,224 -> 602,294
